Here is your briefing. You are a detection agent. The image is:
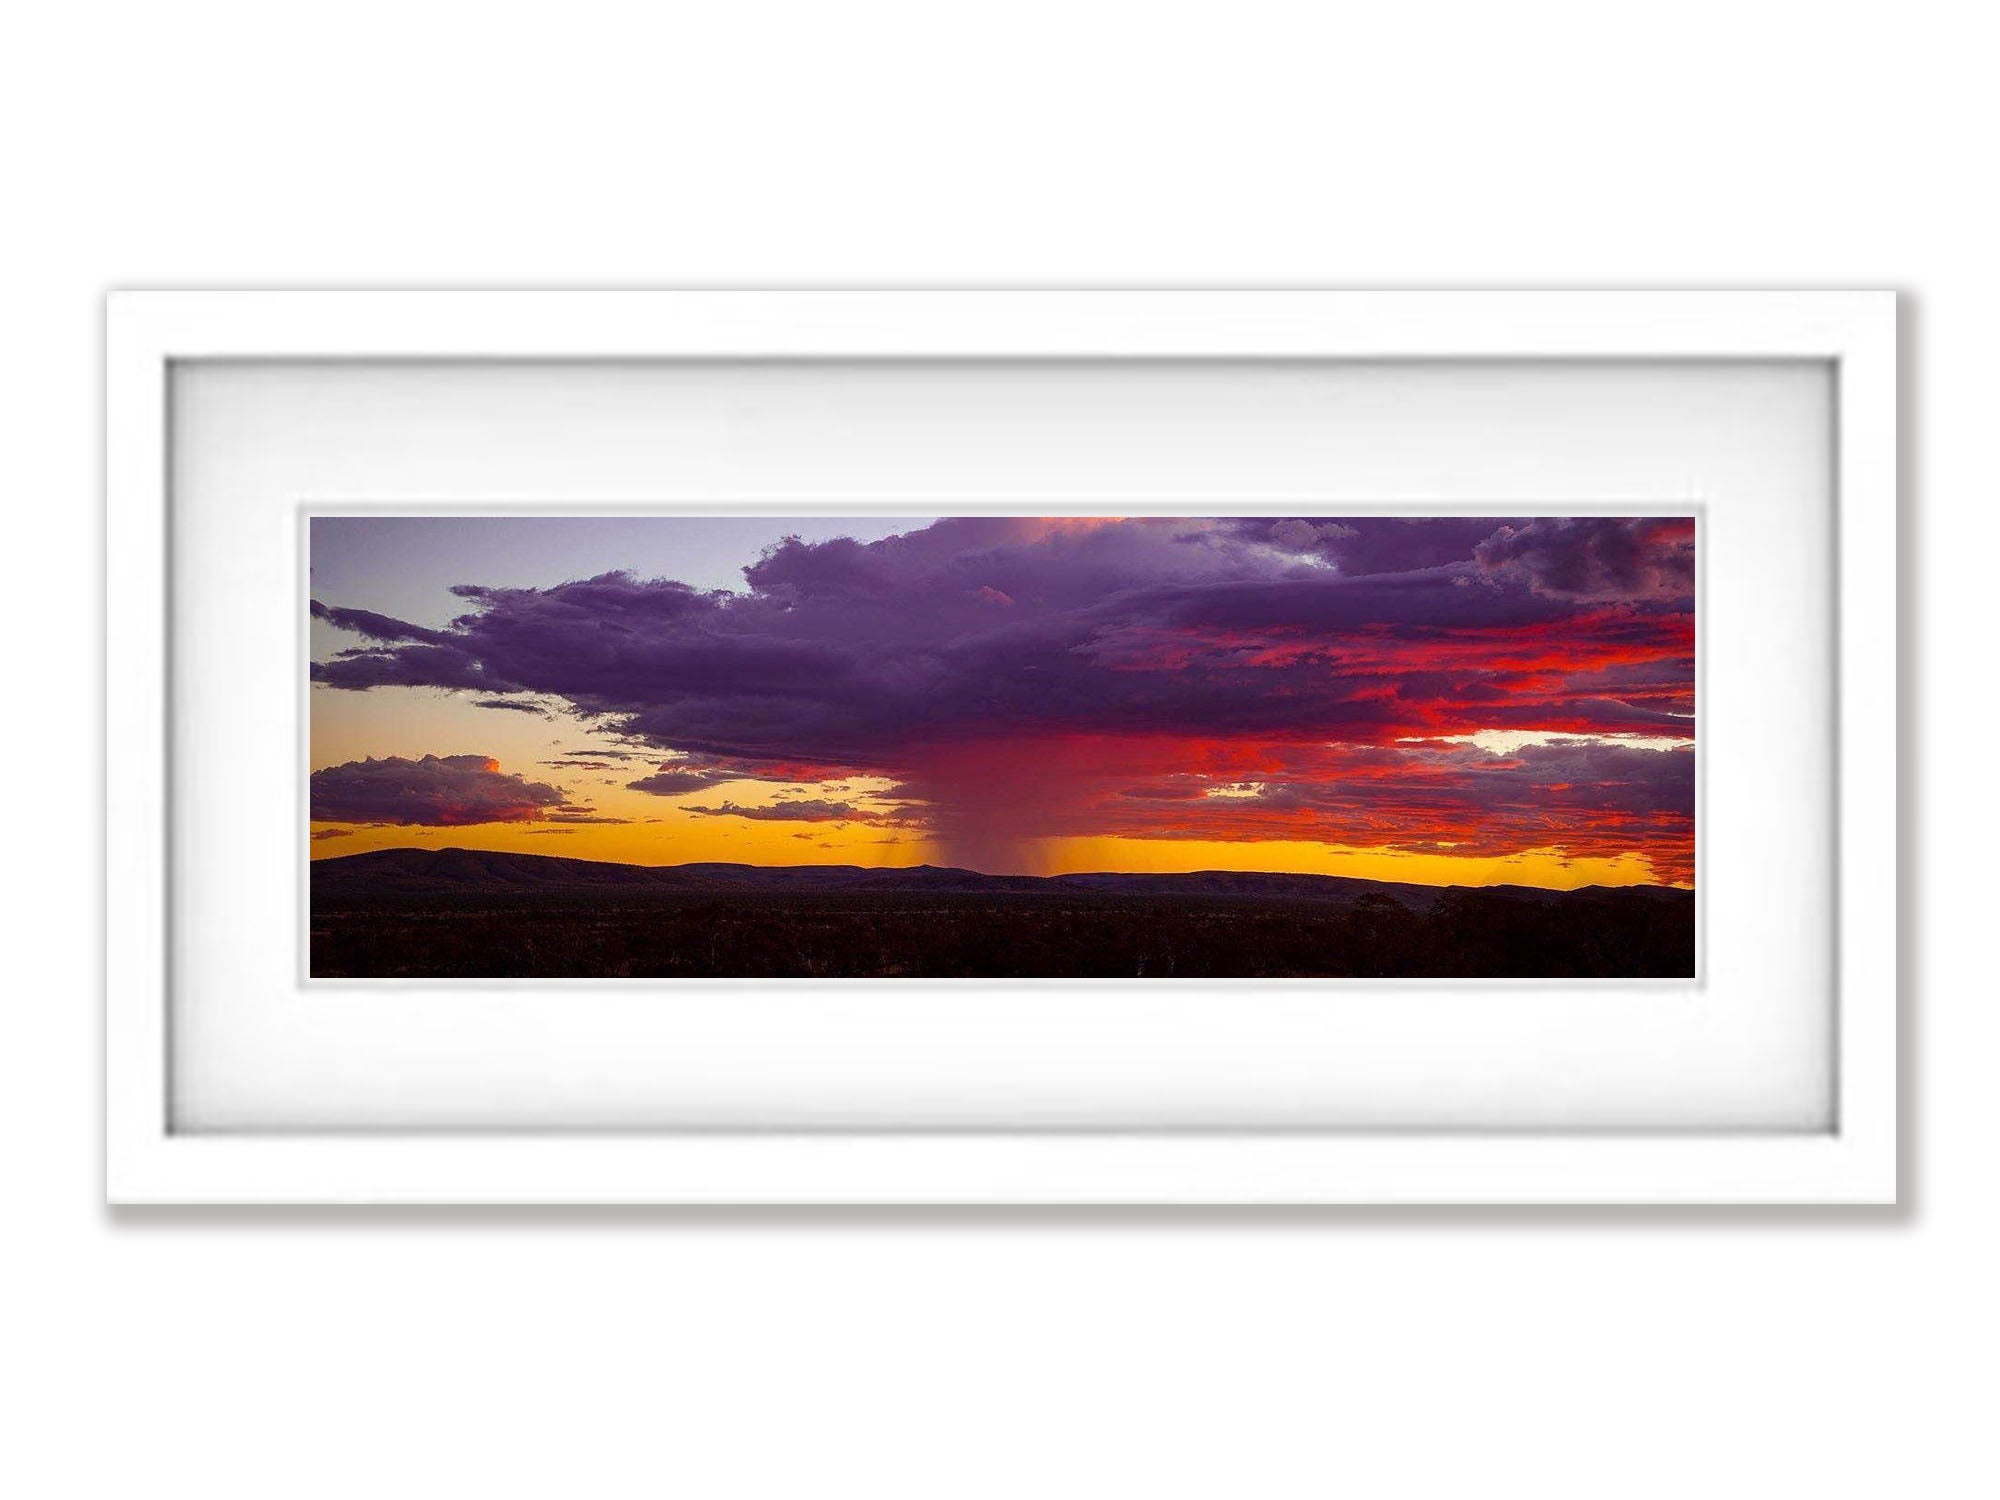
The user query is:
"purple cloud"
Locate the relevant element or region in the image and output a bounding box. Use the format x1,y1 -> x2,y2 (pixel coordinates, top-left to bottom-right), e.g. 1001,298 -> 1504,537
309,600 -> 458,645
313,643 -> 516,693
680,798 -> 877,823
1476,517 -> 1696,602
309,754 -> 572,826
627,768 -> 732,797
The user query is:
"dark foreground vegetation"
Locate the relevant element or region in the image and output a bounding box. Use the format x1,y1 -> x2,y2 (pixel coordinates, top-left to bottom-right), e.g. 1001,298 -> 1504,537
311,849 -> 1695,979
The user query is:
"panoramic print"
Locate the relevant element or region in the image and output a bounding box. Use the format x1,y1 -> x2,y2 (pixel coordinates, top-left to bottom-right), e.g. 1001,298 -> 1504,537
308,514 -> 1696,978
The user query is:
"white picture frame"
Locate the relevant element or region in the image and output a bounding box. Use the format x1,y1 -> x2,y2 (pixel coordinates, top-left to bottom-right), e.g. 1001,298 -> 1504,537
106,290 -> 1897,1204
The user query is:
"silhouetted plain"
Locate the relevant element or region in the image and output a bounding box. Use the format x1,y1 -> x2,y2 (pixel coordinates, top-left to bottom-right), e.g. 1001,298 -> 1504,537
311,848 -> 1696,979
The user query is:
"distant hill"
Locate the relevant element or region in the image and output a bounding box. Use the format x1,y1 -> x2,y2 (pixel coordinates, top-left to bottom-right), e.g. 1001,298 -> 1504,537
310,845 -> 1690,912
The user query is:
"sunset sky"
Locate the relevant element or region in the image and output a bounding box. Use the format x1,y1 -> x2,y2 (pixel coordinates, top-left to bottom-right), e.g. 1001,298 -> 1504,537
309,514 -> 1696,889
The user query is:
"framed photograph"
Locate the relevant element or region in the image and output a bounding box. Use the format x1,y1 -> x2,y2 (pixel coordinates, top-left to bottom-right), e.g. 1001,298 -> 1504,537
106,290 -> 1896,1203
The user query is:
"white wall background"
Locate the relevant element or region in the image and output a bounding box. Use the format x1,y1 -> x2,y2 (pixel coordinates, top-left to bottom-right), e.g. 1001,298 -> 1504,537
1,4 -> 1982,1497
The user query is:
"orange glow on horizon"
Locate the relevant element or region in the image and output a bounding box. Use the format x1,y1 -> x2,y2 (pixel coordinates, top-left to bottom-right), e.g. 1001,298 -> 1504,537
1035,836 -> 1679,890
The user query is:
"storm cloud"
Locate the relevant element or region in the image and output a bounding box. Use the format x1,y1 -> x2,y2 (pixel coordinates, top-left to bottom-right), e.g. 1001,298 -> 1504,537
309,516 -> 1697,878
